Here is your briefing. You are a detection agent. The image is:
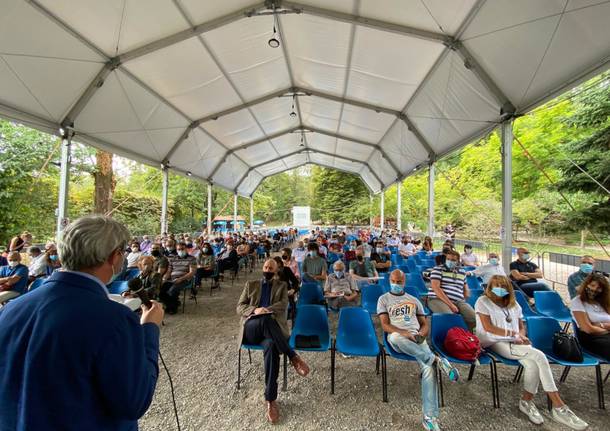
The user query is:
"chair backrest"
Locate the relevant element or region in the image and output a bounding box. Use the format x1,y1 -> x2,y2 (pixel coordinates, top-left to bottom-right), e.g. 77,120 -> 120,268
108,280 -> 129,295
526,316 -> 561,353
514,290 -> 538,317
407,273 -> 427,296
466,275 -> 481,290
361,283 -> 385,314
421,259 -> 436,269
397,264 -> 410,274
430,313 -> 468,351
533,291 -> 570,316
467,288 -> 484,307
123,268 -> 140,281
28,277 -> 48,292
336,307 -> 379,353
293,304 -> 329,336
298,283 -> 324,305
406,258 -> 418,273
413,254 -> 422,265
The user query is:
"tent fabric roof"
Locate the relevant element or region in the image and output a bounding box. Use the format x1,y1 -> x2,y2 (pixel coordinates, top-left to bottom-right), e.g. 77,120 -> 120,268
1,0 -> 609,196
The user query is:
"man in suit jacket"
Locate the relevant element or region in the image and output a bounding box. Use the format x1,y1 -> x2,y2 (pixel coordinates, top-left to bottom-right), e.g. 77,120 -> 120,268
0,215 -> 164,431
237,259 -> 309,424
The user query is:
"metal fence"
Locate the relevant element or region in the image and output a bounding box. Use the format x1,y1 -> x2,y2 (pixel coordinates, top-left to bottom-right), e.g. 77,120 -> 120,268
541,251 -> 610,288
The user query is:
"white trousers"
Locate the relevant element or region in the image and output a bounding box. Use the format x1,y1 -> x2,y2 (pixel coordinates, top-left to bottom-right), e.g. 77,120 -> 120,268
490,342 -> 558,394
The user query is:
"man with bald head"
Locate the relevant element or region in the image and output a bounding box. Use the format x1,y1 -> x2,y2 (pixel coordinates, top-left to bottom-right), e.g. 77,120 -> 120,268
237,259 -> 310,424
377,269 -> 459,431
0,252 -> 29,304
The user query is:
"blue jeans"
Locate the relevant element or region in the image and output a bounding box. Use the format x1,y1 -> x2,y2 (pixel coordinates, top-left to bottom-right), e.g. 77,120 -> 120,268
516,281 -> 551,298
388,332 -> 439,419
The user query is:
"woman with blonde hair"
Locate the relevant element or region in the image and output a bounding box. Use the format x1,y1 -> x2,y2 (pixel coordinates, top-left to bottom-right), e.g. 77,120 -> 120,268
475,275 -> 587,430
571,272 -> 610,360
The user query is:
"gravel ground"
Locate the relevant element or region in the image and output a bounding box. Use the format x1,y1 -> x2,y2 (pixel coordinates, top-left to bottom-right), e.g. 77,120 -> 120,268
140,264 -> 608,431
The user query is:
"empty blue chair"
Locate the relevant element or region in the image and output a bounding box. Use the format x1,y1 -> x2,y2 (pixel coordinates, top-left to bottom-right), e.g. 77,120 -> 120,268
466,275 -> 481,290
107,280 -> 129,295
297,283 -> 325,308
407,273 -> 428,297
397,264 -> 410,274
361,283 -> 385,315
28,277 -> 48,292
430,313 -> 498,408
526,316 -> 604,409
533,291 -> 572,325
514,290 -> 540,318
412,254 -> 422,265
467,288 -> 484,308
332,307 -> 387,401
289,305 -> 330,352
421,259 -> 436,269
122,268 -> 140,281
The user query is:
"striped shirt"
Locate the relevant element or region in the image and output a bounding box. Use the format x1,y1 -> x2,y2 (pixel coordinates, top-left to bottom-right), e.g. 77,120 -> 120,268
428,265 -> 466,302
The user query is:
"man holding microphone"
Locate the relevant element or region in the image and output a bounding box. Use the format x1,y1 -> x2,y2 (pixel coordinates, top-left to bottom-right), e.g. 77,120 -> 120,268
0,215 -> 164,431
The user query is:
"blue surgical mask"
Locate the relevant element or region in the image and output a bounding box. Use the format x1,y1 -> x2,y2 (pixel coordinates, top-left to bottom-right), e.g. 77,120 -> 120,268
49,255 -> 58,261
580,263 -> 593,274
334,271 -> 344,278
390,283 -> 404,294
178,251 -> 187,258
489,258 -> 498,266
445,260 -> 456,270
522,253 -> 530,261
491,287 -> 509,297
309,251 -> 317,257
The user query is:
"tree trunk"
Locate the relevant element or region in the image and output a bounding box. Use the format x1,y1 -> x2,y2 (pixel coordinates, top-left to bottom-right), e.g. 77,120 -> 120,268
580,229 -> 587,249
94,150 -> 114,214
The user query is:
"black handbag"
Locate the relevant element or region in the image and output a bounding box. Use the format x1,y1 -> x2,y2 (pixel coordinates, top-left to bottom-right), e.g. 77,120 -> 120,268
552,331 -> 583,362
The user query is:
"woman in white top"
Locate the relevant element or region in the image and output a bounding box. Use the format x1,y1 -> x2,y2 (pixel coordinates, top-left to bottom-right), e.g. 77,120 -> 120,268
126,242 -> 143,268
570,273 -> 610,360
475,275 -> 587,430
460,244 -> 479,267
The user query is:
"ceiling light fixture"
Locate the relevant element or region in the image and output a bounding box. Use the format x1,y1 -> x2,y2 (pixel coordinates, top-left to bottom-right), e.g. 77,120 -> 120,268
289,94 -> 297,118
268,12 -> 280,48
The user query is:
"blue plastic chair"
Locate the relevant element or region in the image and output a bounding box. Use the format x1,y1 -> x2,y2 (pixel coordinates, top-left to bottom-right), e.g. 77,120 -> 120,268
467,288 -> 484,308
122,268 -> 140,281
289,305 -> 330,352
533,291 -> 572,325
297,283 -> 325,308
397,264 -> 410,274
332,307 -> 387,401
107,280 -> 129,295
407,273 -> 427,297
514,290 -> 540,318
413,254 -> 422,265
237,343 -> 287,391
526,316 -> 604,409
28,277 -> 48,292
466,275 -> 481,290
421,259 -> 436,269
430,313 -> 498,408
361,283 -> 385,315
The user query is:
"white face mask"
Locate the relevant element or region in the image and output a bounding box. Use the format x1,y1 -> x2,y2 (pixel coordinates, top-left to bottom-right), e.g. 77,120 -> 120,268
8,261 -> 19,268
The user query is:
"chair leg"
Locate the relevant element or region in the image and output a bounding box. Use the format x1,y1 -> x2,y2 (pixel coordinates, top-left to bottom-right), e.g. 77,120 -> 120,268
182,288 -> 186,314
248,349 -> 252,365
237,349 -> 242,390
376,353 -> 380,375
382,352 -> 388,403
331,341 -> 336,395
596,365 -> 605,409
605,369 -> 609,384
560,366 -> 571,383
547,394 -> 552,412
513,365 -> 523,383
467,363 -> 476,381
282,354 -> 288,391
490,361 -> 499,408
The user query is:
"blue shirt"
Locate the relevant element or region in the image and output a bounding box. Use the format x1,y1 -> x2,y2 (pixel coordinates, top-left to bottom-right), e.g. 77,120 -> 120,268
259,279 -> 272,307
0,263 -> 29,294
0,271 -> 160,431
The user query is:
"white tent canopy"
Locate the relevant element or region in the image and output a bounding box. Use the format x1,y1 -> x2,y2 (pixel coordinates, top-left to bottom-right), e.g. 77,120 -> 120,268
1,0 -> 609,196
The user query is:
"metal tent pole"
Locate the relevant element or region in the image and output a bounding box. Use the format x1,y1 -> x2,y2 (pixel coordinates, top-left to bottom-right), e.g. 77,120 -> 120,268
207,184 -> 212,236
55,130 -> 73,239
369,194 -> 373,229
501,120 -> 514,273
380,192 -> 385,231
250,197 -> 254,230
161,167 -> 169,234
396,182 -> 402,231
233,193 -> 238,233
427,162 -> 435,237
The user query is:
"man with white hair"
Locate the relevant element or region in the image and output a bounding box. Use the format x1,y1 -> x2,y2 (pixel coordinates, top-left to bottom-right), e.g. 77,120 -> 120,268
324,260 -> 359,310
0,252 -> 29,304
0,215 -> 164,430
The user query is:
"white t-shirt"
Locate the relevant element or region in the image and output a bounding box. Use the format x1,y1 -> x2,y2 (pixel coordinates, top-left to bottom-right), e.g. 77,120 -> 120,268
570,296 -> 610,327
292,247 -> 307,263
398,243 -> 415,255
474,296 -> 523,348
377,292 -> 425,334
473,263 -> 506,285
126,251 -> 142,268
461,252 -> 479,266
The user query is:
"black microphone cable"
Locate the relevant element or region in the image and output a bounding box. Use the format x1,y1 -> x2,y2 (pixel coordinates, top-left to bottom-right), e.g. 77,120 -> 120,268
159,350 -> 181,431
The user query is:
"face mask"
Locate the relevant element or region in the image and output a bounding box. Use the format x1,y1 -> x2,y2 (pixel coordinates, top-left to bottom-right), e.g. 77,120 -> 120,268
376,248 -> 383,253
49,255 -> 58,261
491,287 -> 509,298
178,251 -> 187,258
585,287 -> 599,300
263,271 -> 274,280
334,271 -> 344,278
168,247 -> 175,252
356,255 -> 363,262
151,250 -> 160,257
445,260 -> 456,270
489,258 -> 498,266
282,255 -> 288,260
309,251 -> 317,257
203,247 -> 210,253
580,263 -> 593,274
522,253 -> 530,261
8,261 -> 18,268
465,249 -> 472,255
131,248 -> 139,252
390,283 -> 404,294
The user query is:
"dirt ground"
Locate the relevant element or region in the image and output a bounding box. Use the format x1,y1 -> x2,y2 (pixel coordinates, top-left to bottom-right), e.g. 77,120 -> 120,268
139,262 -> 608,431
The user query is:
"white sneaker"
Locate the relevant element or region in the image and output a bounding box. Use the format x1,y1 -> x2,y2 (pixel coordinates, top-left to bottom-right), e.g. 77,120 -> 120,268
422,415 -> 441,431
519,399 -> 544,425
436,356 -> 459,382
551,406 -> 588,430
